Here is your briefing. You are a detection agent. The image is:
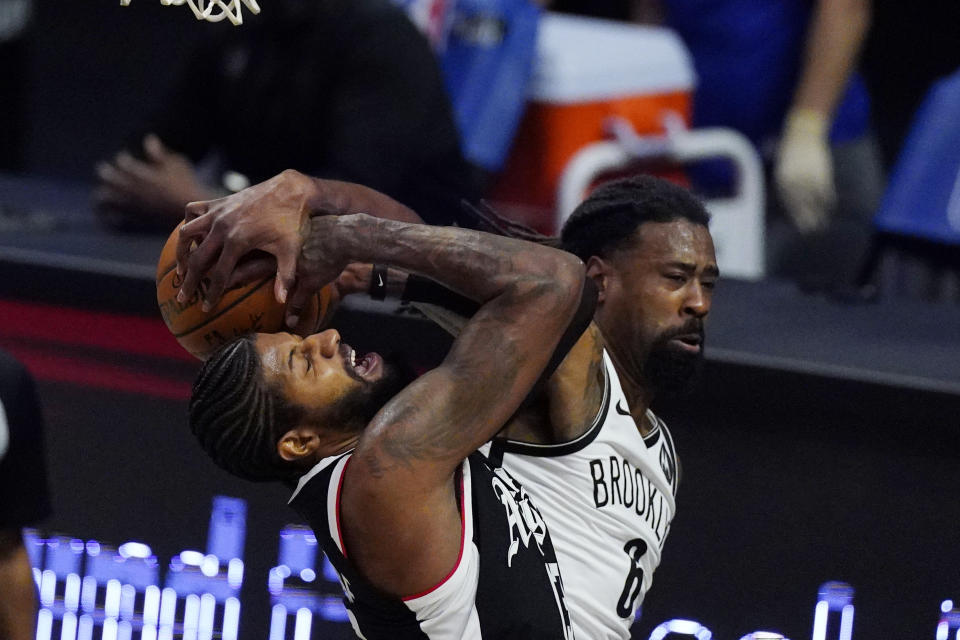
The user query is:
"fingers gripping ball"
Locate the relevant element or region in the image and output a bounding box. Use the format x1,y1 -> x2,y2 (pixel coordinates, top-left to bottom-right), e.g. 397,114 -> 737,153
156,224 -> 336,360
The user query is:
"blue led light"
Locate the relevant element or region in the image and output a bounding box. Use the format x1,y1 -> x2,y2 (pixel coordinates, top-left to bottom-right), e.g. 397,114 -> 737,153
649,618 -> 713,640
813,582 -> 855,640
208,496 -> 248,562
817,581 -> 854,610
118,542 -> 152,559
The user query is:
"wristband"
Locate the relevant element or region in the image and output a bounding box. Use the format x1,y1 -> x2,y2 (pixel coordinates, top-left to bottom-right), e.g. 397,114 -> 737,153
401,274 -> 479,317
369,264 -> 388,301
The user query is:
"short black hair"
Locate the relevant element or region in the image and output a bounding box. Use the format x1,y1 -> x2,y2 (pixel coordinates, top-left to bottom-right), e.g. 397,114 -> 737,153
189,336 -> 305,483
560,175 -> 710,261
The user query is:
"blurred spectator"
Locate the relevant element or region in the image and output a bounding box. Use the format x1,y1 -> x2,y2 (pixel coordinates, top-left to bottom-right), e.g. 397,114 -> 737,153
0,0 -> 33,172
94,0 -> 480,231
435,0 -> 542,176
860,1 -> 960,304
661,0 -> 883,295
862,1 -> 960,170
0,350 -> 51,640
550,0 -> 883,294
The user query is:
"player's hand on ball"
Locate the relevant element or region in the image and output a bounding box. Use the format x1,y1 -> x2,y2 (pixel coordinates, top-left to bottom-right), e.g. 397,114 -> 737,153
176,169 -> 319,310
333,263 -> 374,298
285,216 -> 352,328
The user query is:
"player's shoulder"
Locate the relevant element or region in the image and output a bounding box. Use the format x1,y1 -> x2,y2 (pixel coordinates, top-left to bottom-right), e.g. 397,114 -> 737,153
288,451 -> 352,506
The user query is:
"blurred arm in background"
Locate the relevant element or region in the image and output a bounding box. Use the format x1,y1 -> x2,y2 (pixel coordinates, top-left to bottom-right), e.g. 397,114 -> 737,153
0,529 -> 38,640
93,0 -> 477,232
775,0 -> 872,233
94,133 -> 219,230
0,350 -> 52,640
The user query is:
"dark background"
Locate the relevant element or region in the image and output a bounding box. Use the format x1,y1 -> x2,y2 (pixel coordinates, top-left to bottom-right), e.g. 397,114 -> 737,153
7,2 -> 960,639
21,1 -> 212,179
635,363 -> 960,640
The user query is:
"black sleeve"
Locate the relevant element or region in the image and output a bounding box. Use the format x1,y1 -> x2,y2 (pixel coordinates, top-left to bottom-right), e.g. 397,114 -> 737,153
0,351 -> 52,528
538,277 -> 597,383
402,274 -> 480,318
404,275 -> 597,387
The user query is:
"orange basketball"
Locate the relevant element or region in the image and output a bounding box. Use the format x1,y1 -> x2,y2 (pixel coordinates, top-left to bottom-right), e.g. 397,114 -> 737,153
156,224 -> 336,360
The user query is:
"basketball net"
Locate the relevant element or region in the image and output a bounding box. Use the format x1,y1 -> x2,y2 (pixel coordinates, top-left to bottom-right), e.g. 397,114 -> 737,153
119,0 -> 261,26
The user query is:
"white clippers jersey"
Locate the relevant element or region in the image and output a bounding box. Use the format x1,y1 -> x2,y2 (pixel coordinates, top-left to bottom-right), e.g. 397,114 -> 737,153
481,350 -> 680,640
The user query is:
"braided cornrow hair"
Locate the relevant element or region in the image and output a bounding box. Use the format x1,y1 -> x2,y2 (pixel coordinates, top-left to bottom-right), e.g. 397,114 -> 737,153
559,175 -> 710,262
189,336 -> 304,483
459,200 -> 561,248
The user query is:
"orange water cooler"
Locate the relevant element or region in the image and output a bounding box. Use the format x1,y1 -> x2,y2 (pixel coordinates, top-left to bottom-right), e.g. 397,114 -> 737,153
491,14 -> 696,233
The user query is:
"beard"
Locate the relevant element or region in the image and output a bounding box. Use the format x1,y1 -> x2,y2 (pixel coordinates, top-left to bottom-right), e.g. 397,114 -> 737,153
324,352 -> 417,432
644,321 -> 705,397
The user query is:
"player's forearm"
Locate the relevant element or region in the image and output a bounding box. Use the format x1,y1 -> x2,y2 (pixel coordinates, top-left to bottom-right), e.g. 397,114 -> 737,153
791,0 -> 871,118
307,178 -> 424,224
0,535 -> 38,640
307,214 -> 583,307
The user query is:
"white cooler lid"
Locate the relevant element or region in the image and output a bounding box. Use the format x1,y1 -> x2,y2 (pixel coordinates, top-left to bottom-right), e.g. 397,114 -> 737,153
530,13 -> 696,103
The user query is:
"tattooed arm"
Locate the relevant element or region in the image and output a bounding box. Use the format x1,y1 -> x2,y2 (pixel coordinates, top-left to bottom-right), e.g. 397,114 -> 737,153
176,170 -> 425,309
503,323 -> 607,445
302,213 -> 586,597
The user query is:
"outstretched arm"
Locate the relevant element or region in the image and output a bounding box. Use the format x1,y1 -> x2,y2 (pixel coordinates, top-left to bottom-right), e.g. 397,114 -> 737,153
302,213 -> 587,597
775,0 -> 872,233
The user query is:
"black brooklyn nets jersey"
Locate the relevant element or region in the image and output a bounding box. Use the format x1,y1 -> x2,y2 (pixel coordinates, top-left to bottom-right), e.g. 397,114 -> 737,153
482,350 -> 680,639
289,450 -> 574,639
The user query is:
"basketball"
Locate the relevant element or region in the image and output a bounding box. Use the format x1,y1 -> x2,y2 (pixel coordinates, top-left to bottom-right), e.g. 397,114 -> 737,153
156,224 -> 336,360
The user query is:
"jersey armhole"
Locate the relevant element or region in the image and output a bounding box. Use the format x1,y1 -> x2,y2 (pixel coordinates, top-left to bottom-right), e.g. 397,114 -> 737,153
491,363 -> 611,459
402,459 -> 473,601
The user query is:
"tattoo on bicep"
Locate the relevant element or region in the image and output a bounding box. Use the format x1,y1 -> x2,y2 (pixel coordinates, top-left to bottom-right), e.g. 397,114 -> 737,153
582,326 -> 605,406
374,322 -> 526,465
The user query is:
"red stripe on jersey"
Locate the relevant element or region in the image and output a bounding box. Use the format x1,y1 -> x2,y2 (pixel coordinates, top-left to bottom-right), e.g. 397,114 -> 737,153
335,456 -> 352,558
402,465 -> 467,601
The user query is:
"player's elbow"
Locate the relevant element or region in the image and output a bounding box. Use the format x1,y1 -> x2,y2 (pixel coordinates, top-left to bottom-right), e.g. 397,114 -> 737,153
549,252 -> 587,312
524,251 -> 586,326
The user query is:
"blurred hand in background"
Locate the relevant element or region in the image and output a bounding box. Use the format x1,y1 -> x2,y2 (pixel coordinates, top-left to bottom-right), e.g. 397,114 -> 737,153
774,108 -> 836,234
94,134 -> 217,230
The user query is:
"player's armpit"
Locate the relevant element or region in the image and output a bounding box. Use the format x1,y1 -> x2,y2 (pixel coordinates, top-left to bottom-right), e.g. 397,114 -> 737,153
330,216 -> 583,597
339,455 -> 463,599
545,323 -> 607,442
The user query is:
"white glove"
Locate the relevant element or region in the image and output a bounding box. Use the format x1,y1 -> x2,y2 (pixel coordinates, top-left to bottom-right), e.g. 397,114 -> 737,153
774,108 -> 836,234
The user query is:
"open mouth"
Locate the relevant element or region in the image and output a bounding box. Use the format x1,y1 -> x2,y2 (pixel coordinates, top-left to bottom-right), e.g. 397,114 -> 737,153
342,343 -> 381,381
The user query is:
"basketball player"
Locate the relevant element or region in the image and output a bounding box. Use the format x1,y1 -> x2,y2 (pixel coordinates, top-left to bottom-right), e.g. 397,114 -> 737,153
483,177 -> 717,638
178,171 -> 718,638
387,179 -> 716,639
188,211 -> 593,638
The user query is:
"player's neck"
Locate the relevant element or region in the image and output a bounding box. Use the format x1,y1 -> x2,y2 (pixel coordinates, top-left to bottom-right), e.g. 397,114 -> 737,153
598,330 -> 656,436
320,433 -> 362,460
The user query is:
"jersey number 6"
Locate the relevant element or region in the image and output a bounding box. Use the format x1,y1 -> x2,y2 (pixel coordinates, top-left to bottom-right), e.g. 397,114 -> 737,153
617,538 -> 648,618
